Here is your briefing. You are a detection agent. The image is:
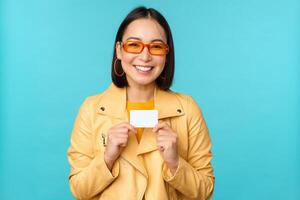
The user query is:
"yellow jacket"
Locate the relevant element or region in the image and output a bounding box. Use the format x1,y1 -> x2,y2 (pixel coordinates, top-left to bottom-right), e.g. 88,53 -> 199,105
67,83 -> 214,200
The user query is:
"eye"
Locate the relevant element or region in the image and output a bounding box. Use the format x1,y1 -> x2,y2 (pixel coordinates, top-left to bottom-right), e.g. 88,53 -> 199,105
127,41 -> 142,48
151,43 -> 164,49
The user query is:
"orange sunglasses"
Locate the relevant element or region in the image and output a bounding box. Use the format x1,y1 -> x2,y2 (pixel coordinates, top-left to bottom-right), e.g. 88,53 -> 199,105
121,40 -> 169,56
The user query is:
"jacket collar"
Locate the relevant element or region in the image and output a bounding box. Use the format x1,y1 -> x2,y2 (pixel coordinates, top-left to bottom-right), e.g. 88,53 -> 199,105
96,83 -> 185,119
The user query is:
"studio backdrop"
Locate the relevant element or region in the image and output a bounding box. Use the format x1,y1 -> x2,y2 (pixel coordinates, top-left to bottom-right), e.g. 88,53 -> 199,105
0,0 -> 299,199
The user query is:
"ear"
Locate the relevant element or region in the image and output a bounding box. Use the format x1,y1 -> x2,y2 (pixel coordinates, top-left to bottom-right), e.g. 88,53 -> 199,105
116,42 -> 122,60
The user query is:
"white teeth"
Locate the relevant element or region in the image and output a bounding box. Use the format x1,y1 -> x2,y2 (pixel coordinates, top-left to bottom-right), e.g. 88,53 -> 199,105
135,65 -> 153,72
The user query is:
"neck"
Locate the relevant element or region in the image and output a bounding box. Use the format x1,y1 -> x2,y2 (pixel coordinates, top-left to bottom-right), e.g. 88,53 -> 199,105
126,82 -> 155,102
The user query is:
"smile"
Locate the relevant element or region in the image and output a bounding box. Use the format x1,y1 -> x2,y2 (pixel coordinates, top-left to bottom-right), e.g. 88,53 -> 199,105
133,65 -> 154,73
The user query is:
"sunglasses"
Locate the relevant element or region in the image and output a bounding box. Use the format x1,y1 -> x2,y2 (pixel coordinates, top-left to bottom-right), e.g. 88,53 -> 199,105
121,40 -> 169,56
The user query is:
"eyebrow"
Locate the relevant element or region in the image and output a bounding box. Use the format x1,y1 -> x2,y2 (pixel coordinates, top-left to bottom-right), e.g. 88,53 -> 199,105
125,37 -> 166,43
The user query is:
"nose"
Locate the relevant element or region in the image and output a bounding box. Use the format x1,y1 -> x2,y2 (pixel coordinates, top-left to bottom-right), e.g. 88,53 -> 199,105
139,46 -> 152,62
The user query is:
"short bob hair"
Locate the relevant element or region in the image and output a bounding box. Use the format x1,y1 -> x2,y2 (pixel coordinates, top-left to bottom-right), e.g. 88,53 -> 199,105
111,6 -> 175,91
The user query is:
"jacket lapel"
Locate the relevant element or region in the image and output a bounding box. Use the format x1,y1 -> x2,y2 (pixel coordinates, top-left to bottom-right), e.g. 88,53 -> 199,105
137,128 -> 157,155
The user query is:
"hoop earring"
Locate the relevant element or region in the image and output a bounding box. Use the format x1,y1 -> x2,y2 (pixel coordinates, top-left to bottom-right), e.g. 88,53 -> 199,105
114,59 -> 124,77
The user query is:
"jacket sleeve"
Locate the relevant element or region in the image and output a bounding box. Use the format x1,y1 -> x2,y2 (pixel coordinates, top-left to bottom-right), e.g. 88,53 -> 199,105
162,96 -> 215,200
67,98 -> 120,200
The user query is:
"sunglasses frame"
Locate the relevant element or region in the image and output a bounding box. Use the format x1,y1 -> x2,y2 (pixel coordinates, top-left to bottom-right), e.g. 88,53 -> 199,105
121,40 -> 169,56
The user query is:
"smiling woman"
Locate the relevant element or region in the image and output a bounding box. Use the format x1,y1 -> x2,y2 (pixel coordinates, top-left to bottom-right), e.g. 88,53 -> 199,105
67,6 -> 214,200
115,18 -> 168,91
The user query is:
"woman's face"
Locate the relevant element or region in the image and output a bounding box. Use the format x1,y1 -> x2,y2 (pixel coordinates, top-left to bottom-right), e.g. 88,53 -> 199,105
116,18 -> 167,87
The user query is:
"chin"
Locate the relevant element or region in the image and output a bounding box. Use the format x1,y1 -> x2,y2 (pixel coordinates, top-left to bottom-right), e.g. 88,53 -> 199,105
129,77 -> 157,86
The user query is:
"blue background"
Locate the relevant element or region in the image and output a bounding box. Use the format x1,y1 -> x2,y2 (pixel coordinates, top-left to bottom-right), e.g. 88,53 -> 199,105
1,0 -> 299,199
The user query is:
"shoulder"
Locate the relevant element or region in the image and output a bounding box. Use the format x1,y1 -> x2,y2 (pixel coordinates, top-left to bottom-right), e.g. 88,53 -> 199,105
77,90 -> 106,113
170,91 -> 209,136
83,93 -> 104,105
170,90 -> 203,115
165,90 -> 206,125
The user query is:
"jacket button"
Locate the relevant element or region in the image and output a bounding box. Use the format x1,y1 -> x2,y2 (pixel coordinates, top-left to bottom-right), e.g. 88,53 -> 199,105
177,109 -> 181,113
101,133 -> 107,147
100,107 -> 105,111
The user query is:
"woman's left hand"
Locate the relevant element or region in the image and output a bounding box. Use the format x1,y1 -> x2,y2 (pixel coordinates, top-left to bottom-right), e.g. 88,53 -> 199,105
153,122 -> 179,174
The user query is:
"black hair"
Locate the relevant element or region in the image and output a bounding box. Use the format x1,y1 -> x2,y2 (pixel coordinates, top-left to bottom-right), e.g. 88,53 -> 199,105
111,6 -> 175,90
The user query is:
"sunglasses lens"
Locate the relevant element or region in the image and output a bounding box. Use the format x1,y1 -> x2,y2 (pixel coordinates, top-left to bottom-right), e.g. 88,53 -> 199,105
149,43 -> 169,55
123,41 -> 169,55
123,41 -> 143,53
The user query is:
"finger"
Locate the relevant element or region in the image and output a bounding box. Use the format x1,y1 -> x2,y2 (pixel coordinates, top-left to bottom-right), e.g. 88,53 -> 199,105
156,129 -> 171,136
156,134 -> 172,141
109,123 -> 126,133
115,127 -> 131,135
108,131 -> 129,142
153,121 -> 170,132
156,142 -> 165,151
116,138 -> 128,147
114,122 -> 136,134
158,146 -> 164,151
120,122 -> 137,133
113,133 -> 129,140
119,142 -> 127,147
156,133 -> 177,144
108,129 -> 127,138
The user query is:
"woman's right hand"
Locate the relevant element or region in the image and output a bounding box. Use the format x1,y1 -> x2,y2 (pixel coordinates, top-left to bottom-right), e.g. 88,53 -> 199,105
104,122 -> 136,170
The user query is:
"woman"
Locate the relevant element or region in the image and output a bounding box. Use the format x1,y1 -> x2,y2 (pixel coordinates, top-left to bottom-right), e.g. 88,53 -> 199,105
67,6 -> 214,200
